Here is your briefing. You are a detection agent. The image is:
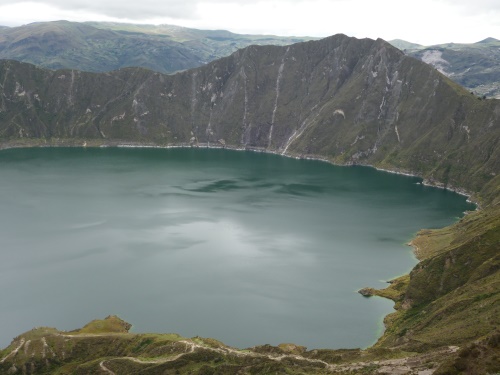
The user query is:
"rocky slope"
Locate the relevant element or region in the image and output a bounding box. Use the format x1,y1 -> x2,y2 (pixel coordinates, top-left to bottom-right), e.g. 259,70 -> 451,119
391,38 -> 500,99
0,34 -> 499,374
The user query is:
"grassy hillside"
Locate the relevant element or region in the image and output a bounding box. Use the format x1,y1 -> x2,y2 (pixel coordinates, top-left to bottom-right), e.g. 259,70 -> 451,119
388,39 -> 423,51
0,21 -> 205,73
0,316 -> 475,374
363,203 -> 500,374
0,21 -> 314,74
86,21 -> 314,46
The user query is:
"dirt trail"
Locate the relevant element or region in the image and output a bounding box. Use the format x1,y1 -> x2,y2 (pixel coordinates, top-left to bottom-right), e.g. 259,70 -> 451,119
98,341 -> 459,373
99,360 -> 116,375
2,335 -> 458,374
99,339 -> 334,371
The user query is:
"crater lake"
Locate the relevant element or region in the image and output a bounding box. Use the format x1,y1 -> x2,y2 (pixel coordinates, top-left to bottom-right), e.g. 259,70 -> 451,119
0,147 -> 475,349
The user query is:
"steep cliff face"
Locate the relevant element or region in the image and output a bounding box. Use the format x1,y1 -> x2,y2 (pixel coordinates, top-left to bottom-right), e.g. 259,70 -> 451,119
1,34 -> 499,200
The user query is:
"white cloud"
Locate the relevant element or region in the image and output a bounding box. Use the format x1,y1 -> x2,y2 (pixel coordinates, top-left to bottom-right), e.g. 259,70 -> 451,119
0,0 -> 195,19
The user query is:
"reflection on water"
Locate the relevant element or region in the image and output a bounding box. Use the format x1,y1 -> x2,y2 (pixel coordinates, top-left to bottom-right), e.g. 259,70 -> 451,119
0,148 -> 474,349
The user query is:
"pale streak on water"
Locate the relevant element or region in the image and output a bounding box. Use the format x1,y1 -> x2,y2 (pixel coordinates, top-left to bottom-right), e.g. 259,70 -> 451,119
0,148 -> 474,349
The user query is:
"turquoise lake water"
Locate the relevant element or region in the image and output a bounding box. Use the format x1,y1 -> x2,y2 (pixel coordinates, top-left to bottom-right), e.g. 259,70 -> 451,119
0,147 -> 474,349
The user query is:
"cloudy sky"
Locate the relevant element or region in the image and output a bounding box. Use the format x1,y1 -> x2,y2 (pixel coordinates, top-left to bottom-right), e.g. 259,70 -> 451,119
0,0 -> 498,45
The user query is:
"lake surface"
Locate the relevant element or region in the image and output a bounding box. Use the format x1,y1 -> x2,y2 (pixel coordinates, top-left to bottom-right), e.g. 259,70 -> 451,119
0,147 -> 474,349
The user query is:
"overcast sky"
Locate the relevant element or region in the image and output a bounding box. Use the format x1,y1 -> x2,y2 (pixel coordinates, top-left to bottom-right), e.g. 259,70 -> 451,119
0,0 -> 498,45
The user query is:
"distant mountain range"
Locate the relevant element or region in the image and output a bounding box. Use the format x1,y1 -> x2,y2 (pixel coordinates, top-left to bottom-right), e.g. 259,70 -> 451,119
387,39 -> 423,51
388,37 -> 500,98
0,21 -> 314,74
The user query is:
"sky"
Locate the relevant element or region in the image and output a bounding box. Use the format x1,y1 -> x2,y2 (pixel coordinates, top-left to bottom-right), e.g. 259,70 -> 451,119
0,0 -> 499,45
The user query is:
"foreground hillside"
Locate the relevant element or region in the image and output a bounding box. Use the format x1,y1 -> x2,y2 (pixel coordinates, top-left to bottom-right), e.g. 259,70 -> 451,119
0,34 -> 499,373
0,305 -> 497,374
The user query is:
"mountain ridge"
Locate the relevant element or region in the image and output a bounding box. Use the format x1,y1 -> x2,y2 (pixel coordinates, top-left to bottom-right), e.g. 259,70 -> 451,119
1,20 -> 497,99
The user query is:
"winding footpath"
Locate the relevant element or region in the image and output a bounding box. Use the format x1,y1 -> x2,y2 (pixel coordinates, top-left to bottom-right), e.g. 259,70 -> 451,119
97,339 -> 344,373
1,335 -> 459,374
96,339 -> 334,372
97,340 -> 459,374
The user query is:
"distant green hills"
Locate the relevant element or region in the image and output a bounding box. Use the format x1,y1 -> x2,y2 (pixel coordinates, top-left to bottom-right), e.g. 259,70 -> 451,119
0,21 -> 315,74
387,39 -> 423,51
389,37 -> 500,98
1,21 -> 498,99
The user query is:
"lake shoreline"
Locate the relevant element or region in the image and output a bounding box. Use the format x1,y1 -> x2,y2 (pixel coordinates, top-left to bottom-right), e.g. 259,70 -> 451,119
0,138 -> 476,349
0,137 -> 477,206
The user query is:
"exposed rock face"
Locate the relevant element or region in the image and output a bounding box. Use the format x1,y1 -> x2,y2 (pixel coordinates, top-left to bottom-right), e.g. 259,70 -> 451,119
408,41 -> 500,99
358,287 -> 375,297
0,34 -> 499,198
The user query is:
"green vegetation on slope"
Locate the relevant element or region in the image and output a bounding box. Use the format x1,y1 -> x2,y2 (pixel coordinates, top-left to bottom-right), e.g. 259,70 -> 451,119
0,21 -> 205,73
0,21 -> 314,74
0,316 -> 464,374
364,204 -> 500,373
390,37 -> 500,98
388,39 -> 423,51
